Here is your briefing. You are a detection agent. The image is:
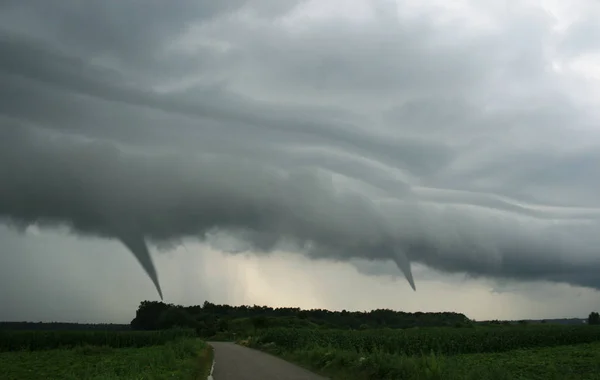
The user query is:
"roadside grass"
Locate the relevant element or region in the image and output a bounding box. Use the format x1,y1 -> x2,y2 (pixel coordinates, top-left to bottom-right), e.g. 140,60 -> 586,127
254,341 -> 600,380
0,338 -> 213,380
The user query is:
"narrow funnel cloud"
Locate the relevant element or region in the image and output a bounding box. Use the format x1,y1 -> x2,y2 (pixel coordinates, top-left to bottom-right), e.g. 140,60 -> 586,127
116,231 -> 163,300
393,249 -> 416,291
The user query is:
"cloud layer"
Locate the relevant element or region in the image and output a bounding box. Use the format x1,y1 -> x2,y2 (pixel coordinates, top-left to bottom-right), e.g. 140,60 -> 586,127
1,0 -> 600,297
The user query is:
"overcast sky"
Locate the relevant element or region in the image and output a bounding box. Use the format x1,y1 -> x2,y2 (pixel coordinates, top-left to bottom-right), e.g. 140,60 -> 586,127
1,0 -> 600,323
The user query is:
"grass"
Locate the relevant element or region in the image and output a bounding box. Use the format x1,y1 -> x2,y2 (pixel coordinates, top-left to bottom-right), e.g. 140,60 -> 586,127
262,341 -> 600,379
0,338 -> 213,380
447,342 -> 600,380
244,325 -> 600,380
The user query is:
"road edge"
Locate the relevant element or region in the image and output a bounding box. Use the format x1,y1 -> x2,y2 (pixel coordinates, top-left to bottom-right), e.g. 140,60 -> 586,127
207,345 -> 216,380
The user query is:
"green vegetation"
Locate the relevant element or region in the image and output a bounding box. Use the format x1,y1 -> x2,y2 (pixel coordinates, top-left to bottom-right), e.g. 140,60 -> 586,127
130,300 -> 472,337
4,301 -> 599,379
263,341 -> 600,380
0,328 -> 211,379
123,301 -> 600,378
251,325 -> 600,355
0,328 -> 196,351
246,325 -> 600,379
0,338 -> 212,380
0,322 -> 131,331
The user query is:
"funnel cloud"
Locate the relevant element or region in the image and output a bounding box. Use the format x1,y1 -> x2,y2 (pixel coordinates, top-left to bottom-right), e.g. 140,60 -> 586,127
1,0 -> 600,301
0,126 -> 420,296
116,229 -> 163,300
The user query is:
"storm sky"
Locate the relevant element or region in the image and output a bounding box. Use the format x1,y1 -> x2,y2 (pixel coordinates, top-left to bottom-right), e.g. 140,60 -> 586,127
1,0 -> 600,322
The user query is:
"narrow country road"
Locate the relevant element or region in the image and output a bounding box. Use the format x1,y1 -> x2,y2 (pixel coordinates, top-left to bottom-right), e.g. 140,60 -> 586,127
208,342 -> 328,380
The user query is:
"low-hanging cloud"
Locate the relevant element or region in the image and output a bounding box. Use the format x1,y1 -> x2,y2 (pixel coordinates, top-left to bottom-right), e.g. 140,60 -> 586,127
1,0 -> 600,299
0,126 -> 420,296
2,124 -> 600,298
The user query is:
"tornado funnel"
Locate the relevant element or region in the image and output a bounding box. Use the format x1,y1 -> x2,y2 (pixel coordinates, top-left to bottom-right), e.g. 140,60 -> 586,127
393,248 -> 416,291
117,232 -> 164,300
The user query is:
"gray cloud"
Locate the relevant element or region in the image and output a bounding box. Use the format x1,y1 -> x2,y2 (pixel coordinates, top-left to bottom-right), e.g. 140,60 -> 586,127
0,125 -> 420,294
1,0 -> 600,300
0,0 -> 305,83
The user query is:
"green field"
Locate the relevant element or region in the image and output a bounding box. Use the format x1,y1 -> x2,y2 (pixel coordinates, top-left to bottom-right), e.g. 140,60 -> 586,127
0,328 -> 197,351
0,330 -> 212,380
246,325 -> 600,379
4,301 -> 598,379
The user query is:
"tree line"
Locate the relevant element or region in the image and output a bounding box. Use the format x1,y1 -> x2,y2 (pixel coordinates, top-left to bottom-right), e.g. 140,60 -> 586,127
130,300 -> 472,336
0,322 -> 131,331
3,303 -> 595,334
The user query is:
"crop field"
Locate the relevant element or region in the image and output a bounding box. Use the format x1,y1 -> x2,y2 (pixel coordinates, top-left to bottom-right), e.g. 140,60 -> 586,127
0,329 -> 211,380
248,325 -> 600,379
0,328 -> 196,351
253,325 -> 600,355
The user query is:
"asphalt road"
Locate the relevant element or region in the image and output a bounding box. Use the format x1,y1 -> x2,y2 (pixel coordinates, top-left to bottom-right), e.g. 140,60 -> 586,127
209,342 -> 328,380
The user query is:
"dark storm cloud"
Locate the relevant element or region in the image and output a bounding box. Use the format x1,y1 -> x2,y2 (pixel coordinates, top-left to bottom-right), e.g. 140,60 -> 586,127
0,31 -> 454,178
1,0 -> 600,296
3,124 -> 600,294
0,126 -> 419,293
0,0 -> 306,82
